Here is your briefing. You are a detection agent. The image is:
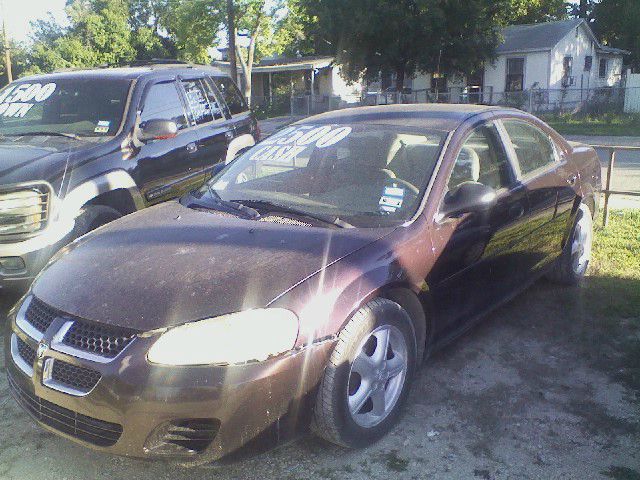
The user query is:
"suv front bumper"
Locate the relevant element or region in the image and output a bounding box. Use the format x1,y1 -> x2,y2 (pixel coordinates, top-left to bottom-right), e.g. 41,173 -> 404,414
0,218 -> 75,291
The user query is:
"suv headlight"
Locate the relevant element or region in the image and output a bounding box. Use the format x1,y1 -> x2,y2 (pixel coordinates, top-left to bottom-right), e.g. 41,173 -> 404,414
0,186 -> 50,236
147,309 -> 299,366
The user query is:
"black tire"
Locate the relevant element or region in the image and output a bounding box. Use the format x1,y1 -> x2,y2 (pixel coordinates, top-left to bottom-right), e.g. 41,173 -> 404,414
547,203 -> 593,286
312,298 -> 417,448
72,205 -> 122,239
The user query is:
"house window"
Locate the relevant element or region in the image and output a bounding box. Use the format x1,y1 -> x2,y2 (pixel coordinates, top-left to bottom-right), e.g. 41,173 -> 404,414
599,58 -> 608,78
584,56 -> 592,72
562,56 -> 574,87
430,74 -> 447,93
505,58 -> 525,92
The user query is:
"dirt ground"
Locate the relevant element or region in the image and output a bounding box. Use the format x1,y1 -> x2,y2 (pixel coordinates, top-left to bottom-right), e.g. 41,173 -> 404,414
1,276 -> 638,480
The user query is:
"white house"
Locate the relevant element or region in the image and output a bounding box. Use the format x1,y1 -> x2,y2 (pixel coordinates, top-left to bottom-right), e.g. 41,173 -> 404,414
212,55 -> 364,112
391,19 -> 629,108
484,18 -> 627,94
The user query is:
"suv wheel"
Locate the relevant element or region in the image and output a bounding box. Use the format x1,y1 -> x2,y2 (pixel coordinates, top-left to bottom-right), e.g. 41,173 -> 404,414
312,298 -> 417,448
73,205 -> 122,238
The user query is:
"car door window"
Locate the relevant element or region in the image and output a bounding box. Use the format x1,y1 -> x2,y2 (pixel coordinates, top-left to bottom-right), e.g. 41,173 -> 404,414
140,82 -> 188,130
502,120 -> 557,176
448,123 -> 513,192
212,76 -> 248,115
181,79 -> 215,125
200,79 -> 225,121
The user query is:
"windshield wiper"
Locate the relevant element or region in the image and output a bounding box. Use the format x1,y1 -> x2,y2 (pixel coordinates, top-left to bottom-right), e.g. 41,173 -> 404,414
193,186 -> 260,219
231,199 -> 353,228
2,131 -> 81,140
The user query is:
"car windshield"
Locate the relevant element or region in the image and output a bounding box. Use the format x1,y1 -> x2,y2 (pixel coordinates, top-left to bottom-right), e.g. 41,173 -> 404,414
0,77 -> 131,137
200,124 -> 446,228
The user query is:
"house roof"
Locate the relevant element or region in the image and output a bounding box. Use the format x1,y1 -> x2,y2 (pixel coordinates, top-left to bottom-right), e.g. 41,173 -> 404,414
497,18 -> 587,54
212,56 -> 335,74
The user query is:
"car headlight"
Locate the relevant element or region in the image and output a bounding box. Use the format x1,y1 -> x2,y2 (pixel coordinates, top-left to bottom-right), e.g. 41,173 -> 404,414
0,186 -> 49,236
147,309 -> 299,366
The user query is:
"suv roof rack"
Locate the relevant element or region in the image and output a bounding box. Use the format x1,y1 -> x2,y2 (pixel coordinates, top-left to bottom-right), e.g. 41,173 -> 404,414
126,59 -> 193,68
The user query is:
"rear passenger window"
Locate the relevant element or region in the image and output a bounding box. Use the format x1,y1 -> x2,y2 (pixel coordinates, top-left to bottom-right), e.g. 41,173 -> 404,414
448,123 -> 513,192
181,79 -> 214,125
212,76 -> 247,115
502,120 -> 557,176
140,82 -> 188,130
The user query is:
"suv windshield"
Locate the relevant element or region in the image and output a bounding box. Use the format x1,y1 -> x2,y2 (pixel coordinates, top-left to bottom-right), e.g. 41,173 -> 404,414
201,124 -> 446,228
0,77 -> 131,137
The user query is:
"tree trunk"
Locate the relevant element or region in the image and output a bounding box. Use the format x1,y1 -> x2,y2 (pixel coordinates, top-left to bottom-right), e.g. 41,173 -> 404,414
227,0 -> 237,85
395,66 -> 405,93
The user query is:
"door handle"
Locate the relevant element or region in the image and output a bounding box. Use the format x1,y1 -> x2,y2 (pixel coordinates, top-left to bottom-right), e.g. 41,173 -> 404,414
225,130 -> 234,141
566,173 -> 578,186
186,142 -> 198,154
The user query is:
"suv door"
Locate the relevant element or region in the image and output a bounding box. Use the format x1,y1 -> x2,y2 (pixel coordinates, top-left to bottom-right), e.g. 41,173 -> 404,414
178,76 -> 235,180
500,119 -> 577,271
428,121 -> 530,332
211,75 -> 254,139
134,80 -> 203,204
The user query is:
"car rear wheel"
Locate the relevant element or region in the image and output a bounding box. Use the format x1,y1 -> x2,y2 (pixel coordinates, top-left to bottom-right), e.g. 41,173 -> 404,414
312,298 -> 417,448
548,203 -> 593,285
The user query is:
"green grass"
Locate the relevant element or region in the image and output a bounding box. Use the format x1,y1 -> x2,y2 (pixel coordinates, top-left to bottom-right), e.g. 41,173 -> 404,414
541,114 -> 640,136
591,210 -> 640,279
585,210 -> 640,319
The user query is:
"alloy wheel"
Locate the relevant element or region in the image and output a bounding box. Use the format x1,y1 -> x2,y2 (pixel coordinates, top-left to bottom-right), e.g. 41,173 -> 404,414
347,324 -> 408,428
571,205 -> 593,276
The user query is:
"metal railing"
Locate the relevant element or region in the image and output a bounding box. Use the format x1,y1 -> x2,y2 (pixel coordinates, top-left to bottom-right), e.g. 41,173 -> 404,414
593,144 -> 640,226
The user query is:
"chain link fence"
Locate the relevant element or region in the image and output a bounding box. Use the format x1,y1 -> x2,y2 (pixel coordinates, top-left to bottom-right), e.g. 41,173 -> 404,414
255,86 -> 640,118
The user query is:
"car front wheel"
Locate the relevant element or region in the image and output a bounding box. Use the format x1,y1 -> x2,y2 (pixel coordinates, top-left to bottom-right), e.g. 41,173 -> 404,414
312,298 -> 417,448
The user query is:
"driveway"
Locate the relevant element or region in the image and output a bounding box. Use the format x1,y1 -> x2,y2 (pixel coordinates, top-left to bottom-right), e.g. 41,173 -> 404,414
1,278 -> 638,479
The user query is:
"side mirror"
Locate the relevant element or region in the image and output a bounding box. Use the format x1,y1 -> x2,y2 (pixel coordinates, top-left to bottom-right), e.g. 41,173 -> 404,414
138,119 -> 178,142
439,182 -> 497,220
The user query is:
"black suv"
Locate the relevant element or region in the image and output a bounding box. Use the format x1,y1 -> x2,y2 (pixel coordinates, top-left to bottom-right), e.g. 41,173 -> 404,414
0,62 -> 258,291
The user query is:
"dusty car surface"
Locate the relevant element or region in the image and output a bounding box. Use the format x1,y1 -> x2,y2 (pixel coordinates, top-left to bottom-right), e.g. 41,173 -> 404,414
4,104 -> 601,464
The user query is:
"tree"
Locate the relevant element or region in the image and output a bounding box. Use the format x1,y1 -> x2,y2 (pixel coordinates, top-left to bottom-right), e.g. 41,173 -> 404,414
503,0 -> 568,24
593,0 -> 640,69
299,0 -> 508,91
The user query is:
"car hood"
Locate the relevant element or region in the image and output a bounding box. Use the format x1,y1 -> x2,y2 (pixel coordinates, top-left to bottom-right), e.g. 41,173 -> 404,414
32,201 -> 391,331
0,137 -> 81,190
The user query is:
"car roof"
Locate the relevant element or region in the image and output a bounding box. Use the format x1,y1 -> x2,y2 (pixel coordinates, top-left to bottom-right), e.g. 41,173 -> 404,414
17,65 -> 229,83
296,104 -> 511,132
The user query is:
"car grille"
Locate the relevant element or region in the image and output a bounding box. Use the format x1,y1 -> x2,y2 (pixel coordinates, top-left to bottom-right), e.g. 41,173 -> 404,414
0,185 -> 50,239
61,321 -> 137,358
24,296 -> 58,334
16,335 -> 36,367
8,373 -> 122,447
51,360 -> 102,394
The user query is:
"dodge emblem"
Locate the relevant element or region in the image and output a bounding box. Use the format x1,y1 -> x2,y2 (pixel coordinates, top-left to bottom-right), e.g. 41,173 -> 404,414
37,341 -> 48,360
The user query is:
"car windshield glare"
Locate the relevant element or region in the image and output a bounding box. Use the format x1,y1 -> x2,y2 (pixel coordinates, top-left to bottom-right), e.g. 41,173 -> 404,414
204,124 -> 446,228
0,78 -> 131,137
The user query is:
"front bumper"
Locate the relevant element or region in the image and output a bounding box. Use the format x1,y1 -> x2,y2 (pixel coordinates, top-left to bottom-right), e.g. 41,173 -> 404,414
4,303 -> 334,463
0,218 -> 75,291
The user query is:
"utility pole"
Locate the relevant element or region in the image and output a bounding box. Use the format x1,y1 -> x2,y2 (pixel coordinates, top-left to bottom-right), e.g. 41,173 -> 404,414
1,0 -> 11,83
227,0 -> 237,85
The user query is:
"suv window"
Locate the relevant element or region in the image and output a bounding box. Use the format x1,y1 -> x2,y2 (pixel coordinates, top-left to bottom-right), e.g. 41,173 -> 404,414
200,79 -> 224,121
140,82 -> 188,130
212,76 -> 247,115
448,123 -> 513,192
502,120 -> 557,176
181,79 -> 214,125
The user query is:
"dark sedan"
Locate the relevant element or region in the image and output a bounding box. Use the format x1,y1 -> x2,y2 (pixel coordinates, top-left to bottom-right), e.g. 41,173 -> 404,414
4,104 -> 601,464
